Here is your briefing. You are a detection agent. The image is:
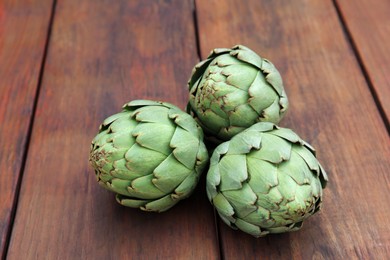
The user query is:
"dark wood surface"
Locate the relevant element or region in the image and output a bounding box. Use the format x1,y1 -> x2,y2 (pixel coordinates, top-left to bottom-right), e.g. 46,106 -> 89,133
196,0 -> 390,259
1,0 -> 389,259
336,0 -> 390,126
0,0 -> 53,258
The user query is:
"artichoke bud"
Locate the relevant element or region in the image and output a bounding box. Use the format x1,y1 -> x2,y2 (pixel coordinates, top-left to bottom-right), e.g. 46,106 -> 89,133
188,45 -> 289,143
206,122 -> 328,237
89,100 -> 209,212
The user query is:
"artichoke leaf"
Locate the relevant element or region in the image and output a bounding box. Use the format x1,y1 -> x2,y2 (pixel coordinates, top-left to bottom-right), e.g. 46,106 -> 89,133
111,158 -> 142,181
246,157 -> 278,194
223,64 -> 258,91
169,109 -> 199,137
116,194 -> 150,208
102,111 -> 131,128
226,130 -> 262,155
261,59 -> 284,96
212,193 -> 235,221
218,154 -> 248,191
197,109 -> 229,133
188,58 -> 213,87
319,163 -> 328,188
278,152 -> 312,185
92,130 -> 112,149
124,144 -> 166,175
228,104 -> 259,127
269,127 -> 301,144
153,154 -> 192,193
230,45 -> 263,69
170,127 -> 199,169
142,194 -> 178,212
132,105 -> 173,126
208,47 -> 231,58
242,206 -> 274,228
128,174 -> 165,199
248,72 -> 278,113
234,219 -> 262,237
256,187 -> 283,211
108,115 -> 137,134
249,133 -> 292,163
219,86 -> 249,111
206,163 -> 221,200
276,169 -> 298,201
108,178 -> 132,196
261,99 -> 283,123
214,53 -> 244,66
132,122 -> 174,155
110,131 -> 135,150
293,146 -> 321,173
222,183 -> 257,218
174,173 -> 198,199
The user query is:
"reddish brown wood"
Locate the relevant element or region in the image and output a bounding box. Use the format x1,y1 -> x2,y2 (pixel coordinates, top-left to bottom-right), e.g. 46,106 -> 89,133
6,0 -> 219,259
195,0 -> 390,259
336,0 -> 390,125
0,0 -> 53,257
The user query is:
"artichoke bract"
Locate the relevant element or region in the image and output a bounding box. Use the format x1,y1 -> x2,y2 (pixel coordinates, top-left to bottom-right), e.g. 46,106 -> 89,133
188,45 -> 289,143
206,122 -> 328,237
89,100 -> 209,212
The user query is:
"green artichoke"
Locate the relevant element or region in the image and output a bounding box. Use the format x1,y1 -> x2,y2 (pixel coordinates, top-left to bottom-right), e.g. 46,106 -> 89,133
188,45 -> 289,143
206,122 -> 328,237
89,100 -> 209,212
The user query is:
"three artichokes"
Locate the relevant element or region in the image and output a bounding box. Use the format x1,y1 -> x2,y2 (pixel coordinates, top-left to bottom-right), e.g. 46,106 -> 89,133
89,45 -> 328,237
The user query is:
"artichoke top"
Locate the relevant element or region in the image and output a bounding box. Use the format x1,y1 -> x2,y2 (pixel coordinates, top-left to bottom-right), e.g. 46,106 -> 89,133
89,100 -> 209,212
207,122 -> 328,237
188,45 -> 289,143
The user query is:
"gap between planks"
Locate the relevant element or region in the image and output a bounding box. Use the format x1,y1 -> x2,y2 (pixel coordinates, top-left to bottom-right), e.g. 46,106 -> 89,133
331,0 -> 390,133
2,1 -> 58,259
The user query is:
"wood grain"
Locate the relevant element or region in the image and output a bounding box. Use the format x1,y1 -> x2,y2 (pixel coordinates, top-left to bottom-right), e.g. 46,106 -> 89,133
0,0 -> 53,257
6,0 -> 219,259
195,0 -> 390,259
336,0 -> 390,126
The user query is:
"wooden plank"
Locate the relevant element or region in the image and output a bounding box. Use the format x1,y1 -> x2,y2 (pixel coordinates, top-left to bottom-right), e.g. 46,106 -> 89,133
335,0 -> 390,126
195,0 -> 390,259
6,0 -> 219,259
0,0 -> 53,257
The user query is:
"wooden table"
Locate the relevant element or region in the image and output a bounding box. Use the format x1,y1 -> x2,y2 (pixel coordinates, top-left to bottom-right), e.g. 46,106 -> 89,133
1,0 -> 389,259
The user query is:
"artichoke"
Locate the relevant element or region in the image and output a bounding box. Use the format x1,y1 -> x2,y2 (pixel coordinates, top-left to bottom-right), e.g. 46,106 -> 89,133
206,122 -> 328,237
89,100 -> 209,212
188,45 -> 289,143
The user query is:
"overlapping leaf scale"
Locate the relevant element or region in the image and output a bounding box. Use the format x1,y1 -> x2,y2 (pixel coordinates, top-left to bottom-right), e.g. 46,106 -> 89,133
218,154 -> 247,191
248,72 -> 278,114
188,58 -> 213,88
222,183 -> 257,218
226,128 -> 262,155
152,153 -> 191,192
131,105 -> 174,126
115,194 -> 149,208
206,142 -> 229,199
223,63 -> 258,91
247,158 -> 278,194
173,172 -> 199,199
261,59 -> 284,96
230,45 -> 263,69
248,133 -> 292,163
